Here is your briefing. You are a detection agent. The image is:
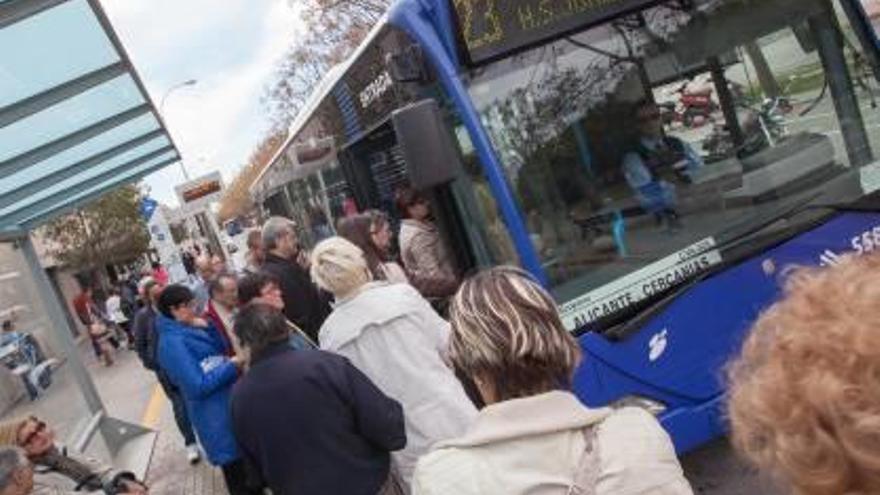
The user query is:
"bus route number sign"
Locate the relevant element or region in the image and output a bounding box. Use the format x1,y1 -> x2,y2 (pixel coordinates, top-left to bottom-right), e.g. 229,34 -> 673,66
451,0 -> 661,65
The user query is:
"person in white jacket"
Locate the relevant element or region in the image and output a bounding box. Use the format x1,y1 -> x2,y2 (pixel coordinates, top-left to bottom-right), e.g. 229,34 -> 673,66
412,266 -> 693,495
310,237 -> 477,490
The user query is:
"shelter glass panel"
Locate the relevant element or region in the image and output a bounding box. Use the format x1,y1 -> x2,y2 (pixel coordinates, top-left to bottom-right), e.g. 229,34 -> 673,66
0,143 -> 172,219
0,114 -> 161,195
0,242 -> 93,444
0,0 -> 118,107
0,75 -> 144,162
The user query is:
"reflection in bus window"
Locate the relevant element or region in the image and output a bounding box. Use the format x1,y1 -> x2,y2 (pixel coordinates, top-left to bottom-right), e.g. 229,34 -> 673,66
452,125 -> 519,267
467,0 -> 878,320
865,0 -> 880,31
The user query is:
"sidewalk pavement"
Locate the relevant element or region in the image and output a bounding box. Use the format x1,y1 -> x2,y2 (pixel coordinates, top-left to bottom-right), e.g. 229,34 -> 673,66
143,384 -> 228,494
85,345 -> 229,494
6,335 -> 777,494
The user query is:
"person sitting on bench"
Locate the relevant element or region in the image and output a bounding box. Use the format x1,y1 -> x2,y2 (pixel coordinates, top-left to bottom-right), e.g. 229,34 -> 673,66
621,100 -> 703,230
0,417 -> 147,494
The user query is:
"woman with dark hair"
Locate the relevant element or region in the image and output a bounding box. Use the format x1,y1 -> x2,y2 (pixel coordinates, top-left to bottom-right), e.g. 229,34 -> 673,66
230,304 -> 406,495
412,267 -> 691,495
394,188 -> 459,299
155,285 -> 258,495
237,272 -> 316,350
337,211 -> 408,284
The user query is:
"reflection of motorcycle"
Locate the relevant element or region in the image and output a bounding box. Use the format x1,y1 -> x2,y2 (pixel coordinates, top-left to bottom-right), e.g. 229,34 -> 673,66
659,82 -> 717,128
703,97 -> 788,161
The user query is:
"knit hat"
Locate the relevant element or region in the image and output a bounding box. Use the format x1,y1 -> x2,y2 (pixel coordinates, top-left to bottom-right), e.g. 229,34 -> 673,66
0,418 -> 25,446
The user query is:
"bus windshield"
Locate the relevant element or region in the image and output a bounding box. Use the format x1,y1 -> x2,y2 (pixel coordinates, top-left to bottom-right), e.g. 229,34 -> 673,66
463,0 -> 879,329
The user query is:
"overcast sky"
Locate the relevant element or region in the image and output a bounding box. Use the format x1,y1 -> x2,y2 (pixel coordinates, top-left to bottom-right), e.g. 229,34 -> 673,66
100,0 -> 302,206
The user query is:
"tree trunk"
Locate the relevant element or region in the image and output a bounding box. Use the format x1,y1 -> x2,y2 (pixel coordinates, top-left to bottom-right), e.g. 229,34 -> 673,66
745,41 -> 781,98
78,211 -> 110,296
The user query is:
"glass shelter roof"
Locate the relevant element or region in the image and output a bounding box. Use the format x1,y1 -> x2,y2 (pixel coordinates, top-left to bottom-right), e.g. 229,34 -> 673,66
0,0 -> 180,235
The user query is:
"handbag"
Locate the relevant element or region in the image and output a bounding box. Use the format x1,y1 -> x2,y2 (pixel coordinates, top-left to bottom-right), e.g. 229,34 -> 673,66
88,322 -> 111,341
567,427 -> 600,495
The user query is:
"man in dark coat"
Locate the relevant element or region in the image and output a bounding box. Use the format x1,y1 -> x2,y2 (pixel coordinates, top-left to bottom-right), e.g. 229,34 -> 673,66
231,304 -> 406,495
259,217 -> 330,341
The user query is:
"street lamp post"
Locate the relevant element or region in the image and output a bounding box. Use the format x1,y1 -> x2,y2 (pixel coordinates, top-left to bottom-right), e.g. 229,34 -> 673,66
160,79 -> 198,181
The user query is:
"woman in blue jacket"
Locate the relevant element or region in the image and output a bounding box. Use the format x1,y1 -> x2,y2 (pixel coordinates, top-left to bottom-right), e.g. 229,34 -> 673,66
156,285 -> 258,495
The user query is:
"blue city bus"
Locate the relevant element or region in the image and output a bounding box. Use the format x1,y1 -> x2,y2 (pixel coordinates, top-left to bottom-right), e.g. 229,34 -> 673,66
256,0 -> 880,453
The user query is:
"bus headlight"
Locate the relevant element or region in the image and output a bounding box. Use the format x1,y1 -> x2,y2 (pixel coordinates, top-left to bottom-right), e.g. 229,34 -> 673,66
608,396 -> 667,416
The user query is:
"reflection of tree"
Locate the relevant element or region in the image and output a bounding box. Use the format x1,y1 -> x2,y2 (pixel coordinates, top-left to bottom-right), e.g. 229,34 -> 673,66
474,3 -> 734,253
484,63 -> 615,246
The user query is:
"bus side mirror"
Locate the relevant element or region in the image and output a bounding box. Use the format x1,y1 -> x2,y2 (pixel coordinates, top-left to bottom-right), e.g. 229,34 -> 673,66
392,99 -> 463,188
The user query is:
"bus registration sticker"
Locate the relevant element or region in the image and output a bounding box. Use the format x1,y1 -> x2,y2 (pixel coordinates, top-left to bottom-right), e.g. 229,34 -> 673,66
860,161 -> 880,195
559,237 -> 722,331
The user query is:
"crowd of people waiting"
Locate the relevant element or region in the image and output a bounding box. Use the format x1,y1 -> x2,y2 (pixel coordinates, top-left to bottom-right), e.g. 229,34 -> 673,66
4,186 -> 880,494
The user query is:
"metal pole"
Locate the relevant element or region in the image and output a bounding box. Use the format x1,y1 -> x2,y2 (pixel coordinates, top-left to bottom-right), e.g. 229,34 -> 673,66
810,10 -> 873,168
18,235 -> 105,414
159,80 -> 197,182
708,56 -> 745,147
205,211 -> 231,263
837,0 -> 880,84
316,170 -> 335,234
392,5 -> 548,285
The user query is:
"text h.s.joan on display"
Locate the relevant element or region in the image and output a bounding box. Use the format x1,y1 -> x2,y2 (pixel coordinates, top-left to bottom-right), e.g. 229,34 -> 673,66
451,0 -> 663,65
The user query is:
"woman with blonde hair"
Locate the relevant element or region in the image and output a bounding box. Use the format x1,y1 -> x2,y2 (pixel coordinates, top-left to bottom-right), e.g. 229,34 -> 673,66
311,237 -> 476,490
727,253 -> 880,495
0,416 -> 148,493
412,266 -> 692,495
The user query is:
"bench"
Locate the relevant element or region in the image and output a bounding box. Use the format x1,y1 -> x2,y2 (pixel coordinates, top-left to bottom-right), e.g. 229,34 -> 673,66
724,132 -> 840,204
571,156 -> 745,241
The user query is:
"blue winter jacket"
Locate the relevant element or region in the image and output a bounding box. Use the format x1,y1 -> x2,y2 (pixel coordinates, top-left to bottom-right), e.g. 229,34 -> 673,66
156,314 -> 239,466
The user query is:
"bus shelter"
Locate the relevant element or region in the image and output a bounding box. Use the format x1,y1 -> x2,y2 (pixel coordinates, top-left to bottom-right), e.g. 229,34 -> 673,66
0,0 -> 180,475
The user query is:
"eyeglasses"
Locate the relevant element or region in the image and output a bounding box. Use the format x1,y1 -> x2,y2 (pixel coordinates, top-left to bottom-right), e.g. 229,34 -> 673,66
20,420 -> 46,447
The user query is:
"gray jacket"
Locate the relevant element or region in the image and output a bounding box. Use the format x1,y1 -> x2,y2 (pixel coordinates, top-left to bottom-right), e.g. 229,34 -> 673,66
33,445 -> 140,494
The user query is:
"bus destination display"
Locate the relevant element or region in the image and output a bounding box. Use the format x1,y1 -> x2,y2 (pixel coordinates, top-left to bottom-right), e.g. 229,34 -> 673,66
451,0 -> 660,65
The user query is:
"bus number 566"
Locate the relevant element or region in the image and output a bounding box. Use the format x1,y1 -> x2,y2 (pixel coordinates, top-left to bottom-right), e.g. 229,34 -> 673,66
851,226 -> 880,254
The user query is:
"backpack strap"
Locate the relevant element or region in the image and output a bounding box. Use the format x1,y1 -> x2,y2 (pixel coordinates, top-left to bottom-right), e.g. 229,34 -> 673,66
285,320 -> 317,348
567,427 -> 600,495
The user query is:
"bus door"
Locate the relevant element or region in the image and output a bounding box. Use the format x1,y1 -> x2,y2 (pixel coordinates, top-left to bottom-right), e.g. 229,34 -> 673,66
337,100 -> 481,276
262,190 -> 292,220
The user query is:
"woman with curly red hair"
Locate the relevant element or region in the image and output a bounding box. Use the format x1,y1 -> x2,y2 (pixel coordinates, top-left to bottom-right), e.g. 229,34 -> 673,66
727,253 -> 880,495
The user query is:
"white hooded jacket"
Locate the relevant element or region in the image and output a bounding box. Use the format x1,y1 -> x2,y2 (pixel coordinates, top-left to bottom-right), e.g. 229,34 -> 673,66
412,391 -> 693,495
319,282 -> 477,488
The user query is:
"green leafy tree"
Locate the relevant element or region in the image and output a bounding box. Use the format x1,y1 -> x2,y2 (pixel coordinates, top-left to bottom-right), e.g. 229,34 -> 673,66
218,130 -> 287,222
42,185 -> 151,279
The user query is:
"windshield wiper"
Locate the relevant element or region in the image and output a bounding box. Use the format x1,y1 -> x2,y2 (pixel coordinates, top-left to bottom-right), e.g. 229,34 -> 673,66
587,192 -> 827,340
